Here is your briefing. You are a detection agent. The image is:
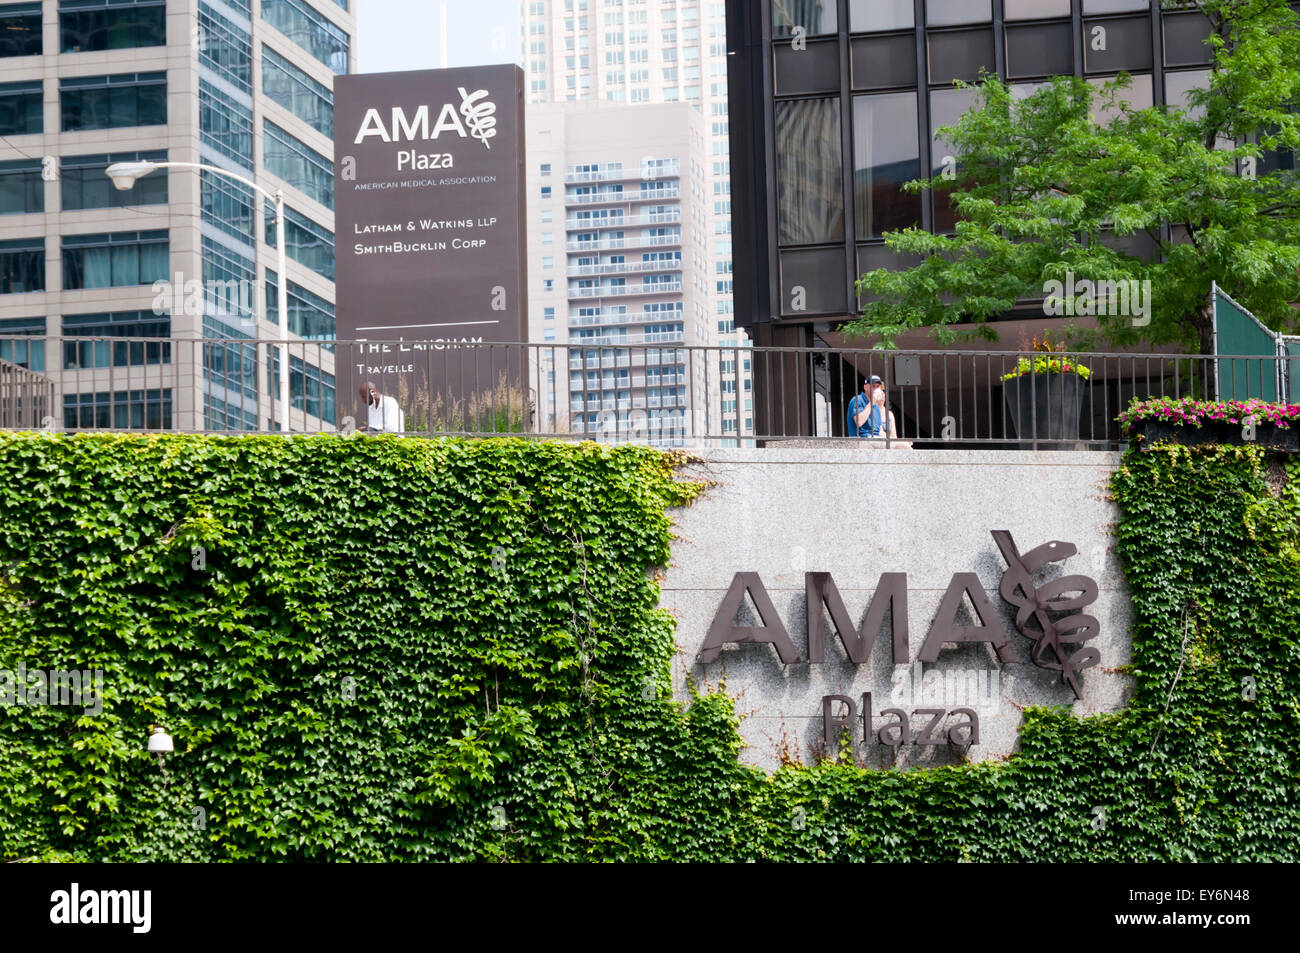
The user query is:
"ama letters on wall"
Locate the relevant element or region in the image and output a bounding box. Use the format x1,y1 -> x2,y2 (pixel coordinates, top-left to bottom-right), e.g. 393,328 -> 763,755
698,530 -> 1104,751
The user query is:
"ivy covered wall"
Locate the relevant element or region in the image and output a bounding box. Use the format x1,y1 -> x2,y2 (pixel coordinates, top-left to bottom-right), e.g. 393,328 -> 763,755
0,435 -> 1295,861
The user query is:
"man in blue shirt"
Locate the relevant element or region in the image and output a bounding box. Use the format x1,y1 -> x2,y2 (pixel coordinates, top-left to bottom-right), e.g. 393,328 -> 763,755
848,375 -> 885,438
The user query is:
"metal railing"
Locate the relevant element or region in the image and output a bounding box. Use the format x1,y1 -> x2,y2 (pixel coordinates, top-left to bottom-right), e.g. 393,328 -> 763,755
568,281 -> 684,299
0,356 -> 55,430
567,260 -> 682,277
566,186 -> 681,205
565,211 -> 681,228
565,235 -> 682,251
0,337 -> 1285,449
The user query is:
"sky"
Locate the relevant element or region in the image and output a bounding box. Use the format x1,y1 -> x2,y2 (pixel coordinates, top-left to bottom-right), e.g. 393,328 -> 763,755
357,0 -> 522,74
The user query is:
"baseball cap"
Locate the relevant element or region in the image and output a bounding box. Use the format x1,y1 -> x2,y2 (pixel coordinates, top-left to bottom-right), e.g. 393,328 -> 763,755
869,375 -> 882,384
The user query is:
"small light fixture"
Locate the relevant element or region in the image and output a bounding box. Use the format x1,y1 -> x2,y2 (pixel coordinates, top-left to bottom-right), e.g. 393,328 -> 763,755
104,160 -> 159,191
147,725 -> 173,765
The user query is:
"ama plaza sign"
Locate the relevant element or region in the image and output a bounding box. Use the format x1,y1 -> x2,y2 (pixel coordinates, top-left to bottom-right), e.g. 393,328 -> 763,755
332,65 -> 527,423
701,531 -> 1102,753
660,450 -> 1134,769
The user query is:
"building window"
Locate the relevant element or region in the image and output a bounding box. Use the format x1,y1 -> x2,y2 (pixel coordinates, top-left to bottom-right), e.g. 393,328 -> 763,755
775,97 -> 843,245
0,158 -> 43,215
264,120 -> 334,209
203,236 -> 256,323
266,204 -> 334,281
1004,0 -> 1070,18
261,0 -> 350,74
0,237 -> 44,293
199,3 -> 253,94
262,45 -> 334,138
1006,21 -> 1073,80
771,0 -> 839,36
929,87 -> 978,233
849,0 -> 912,32
62,151 -> 168,211
1083,0 -> 1149,10
200,80 -> 254,168
61,72 -> 167,131
64,389 -> 172,430
1164,10 -> 1215,68
60,0 -> 166,53
1082,16 -> 1154,74
203,314 -> 258,403
0,316 -> 44,371
63,231 -> 169,290
205,392 -> 259,432
62,311 -> 171,370
269,352 -> 335,421
0,3 -> 42,57
201,169 -> 256,244
926,0 -> 992,26
0,80 -> 42,135
265,268 -> 335,339
927,29 -> 995,85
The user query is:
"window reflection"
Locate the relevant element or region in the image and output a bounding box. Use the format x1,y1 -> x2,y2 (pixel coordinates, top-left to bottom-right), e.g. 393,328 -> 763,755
1087,73 -> 1153,125
926,0 -> 992,27
854,92 -> 921,239
772,0 -> 838,37
776,98 -> 844,245
930,87 -> 979,233
1165,69 -> 1209,115
1083,0 -> 1149,12
850,0 -> 913,32
1004,0 -> 1071,19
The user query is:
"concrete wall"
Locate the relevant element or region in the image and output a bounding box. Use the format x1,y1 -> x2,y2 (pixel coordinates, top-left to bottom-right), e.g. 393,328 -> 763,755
661,448 -> 1134,771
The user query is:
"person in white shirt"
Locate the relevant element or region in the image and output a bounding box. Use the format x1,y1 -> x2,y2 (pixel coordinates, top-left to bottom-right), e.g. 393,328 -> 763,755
360,381 -> 405,434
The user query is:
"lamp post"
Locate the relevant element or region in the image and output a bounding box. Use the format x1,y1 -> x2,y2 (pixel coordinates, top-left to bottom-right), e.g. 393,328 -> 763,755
105,160 -> 291,434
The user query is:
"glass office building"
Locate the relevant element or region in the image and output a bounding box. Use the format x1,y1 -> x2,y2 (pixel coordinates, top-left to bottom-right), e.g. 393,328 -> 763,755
0,0 -> 352,431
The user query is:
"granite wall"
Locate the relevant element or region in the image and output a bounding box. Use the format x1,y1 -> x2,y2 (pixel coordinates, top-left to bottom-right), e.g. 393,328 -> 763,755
660,448 -> 1134,771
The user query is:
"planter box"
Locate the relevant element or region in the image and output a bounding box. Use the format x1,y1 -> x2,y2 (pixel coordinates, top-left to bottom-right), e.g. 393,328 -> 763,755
1003,373 -> 1086,444
1130,419 -> 1300,452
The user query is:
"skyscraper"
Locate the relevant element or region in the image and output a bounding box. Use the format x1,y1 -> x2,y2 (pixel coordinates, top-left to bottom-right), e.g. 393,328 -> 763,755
521,0 -> 751,444
0,0 -> 352,431
526,98 -> 711,445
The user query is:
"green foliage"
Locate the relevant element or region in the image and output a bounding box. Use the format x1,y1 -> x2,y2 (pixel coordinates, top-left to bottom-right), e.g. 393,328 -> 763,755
1001,356 -> 1093,381
0,434 -> 1296,861
849,0 -> 1300,354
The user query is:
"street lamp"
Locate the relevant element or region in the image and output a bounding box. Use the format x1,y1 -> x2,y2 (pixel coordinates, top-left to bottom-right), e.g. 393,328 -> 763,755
105,159 -> 291,434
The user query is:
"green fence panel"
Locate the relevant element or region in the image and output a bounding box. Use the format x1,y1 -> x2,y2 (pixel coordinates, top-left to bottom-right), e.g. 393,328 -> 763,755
1215,289 -> 1279,401
1286,337 -> 1300,404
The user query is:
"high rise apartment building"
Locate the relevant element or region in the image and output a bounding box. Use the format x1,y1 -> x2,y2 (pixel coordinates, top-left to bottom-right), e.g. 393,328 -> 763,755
526,99 -> 711,444
521,0 -> 752,443
0,0 -> 351,431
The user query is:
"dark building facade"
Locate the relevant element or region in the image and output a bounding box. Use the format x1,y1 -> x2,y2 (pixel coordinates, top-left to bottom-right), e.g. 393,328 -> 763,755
726,0 -> 1238,348
723,0 -> 1300,439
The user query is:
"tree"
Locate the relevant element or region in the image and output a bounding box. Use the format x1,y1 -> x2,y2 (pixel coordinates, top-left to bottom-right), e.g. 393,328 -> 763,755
847,0 -> 1300,355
